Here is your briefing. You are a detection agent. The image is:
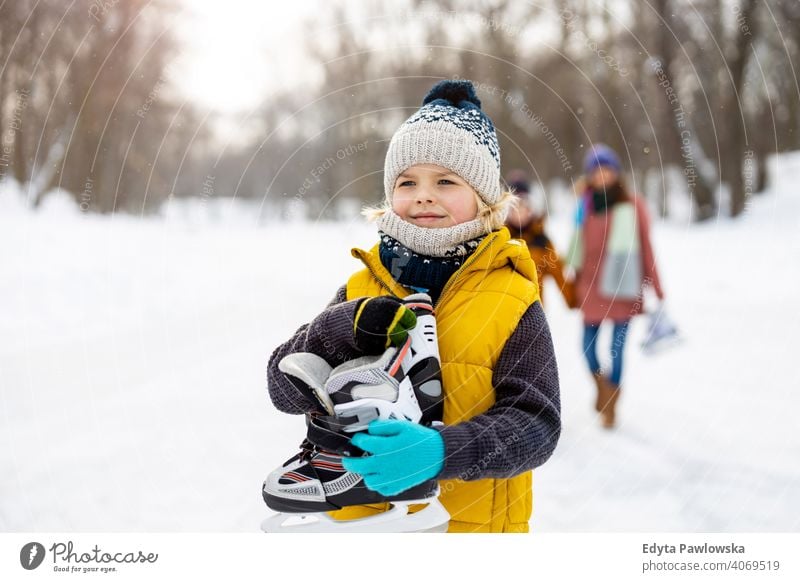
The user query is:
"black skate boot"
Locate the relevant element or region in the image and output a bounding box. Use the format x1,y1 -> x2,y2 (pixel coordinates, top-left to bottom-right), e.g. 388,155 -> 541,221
261,294 -> 449,533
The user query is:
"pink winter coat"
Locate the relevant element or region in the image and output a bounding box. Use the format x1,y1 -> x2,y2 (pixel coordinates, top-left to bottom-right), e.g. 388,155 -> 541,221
574,195 -> 664,324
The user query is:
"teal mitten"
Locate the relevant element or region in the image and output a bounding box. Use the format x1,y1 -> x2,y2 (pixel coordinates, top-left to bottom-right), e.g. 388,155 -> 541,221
342,419 -> 444,496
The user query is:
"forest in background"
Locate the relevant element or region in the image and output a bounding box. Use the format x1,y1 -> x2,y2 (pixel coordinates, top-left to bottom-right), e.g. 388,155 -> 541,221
2,0 -> 799,220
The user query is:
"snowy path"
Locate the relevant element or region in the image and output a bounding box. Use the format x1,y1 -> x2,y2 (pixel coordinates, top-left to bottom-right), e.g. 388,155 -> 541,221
2,172 -> 799,532
535,184 -> 800,532
1,210 -> 374,531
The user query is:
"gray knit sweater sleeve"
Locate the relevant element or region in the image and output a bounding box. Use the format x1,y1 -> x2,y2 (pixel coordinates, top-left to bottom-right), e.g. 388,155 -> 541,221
266,286 -> 360,414
435,301 -> 561,480
268,289 -> 562,480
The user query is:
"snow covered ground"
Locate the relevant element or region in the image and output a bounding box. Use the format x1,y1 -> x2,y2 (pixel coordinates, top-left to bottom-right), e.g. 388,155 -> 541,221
1,154 -> 799,532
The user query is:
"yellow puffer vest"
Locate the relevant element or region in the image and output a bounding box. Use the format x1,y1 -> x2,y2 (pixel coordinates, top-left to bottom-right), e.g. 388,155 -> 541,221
331,227 -> 541,533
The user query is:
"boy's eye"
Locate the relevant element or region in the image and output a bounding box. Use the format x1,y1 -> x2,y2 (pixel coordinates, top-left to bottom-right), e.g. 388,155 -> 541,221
398,180 -> 414,187
439,179 -> 454,185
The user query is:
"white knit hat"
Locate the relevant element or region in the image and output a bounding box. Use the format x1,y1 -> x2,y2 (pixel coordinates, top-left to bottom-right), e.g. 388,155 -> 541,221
383,80 -> 502,206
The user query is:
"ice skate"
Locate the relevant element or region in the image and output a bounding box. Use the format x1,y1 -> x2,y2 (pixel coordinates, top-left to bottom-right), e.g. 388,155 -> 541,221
641,307 -> 681,354
261,293 -> 449,533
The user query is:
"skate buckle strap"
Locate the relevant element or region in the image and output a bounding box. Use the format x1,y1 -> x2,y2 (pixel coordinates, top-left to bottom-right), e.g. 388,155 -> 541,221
306,415 -> 365,457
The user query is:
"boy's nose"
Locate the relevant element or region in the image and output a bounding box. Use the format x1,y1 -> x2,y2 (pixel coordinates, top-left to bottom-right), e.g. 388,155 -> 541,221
414,187 -> 435,203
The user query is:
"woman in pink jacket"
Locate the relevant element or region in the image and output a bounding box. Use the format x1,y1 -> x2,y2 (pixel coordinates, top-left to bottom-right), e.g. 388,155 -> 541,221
568,144 -> 665,429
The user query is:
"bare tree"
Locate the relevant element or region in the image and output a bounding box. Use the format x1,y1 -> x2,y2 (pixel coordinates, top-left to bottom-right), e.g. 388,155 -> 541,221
0,0 -> 206,213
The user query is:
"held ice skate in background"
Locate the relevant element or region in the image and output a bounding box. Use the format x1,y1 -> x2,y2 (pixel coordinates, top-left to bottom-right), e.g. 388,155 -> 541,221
261,293 -> 450,533
641,303 -> 682,354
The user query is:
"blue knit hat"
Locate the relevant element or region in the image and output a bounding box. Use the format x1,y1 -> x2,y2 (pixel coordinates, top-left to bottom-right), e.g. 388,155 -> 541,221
583,143 -> 622,175
384,80 -> 501,205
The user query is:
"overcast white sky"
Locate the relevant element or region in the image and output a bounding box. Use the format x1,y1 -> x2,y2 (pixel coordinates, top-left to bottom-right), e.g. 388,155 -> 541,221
168,0 -> 581,120
172,0 -> 320,114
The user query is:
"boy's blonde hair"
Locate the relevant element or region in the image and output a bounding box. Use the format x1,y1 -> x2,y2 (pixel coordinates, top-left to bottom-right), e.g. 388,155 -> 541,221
362,189 -> 517,235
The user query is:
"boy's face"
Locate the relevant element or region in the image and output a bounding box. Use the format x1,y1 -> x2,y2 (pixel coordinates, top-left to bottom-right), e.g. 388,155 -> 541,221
392,164 -> 479,228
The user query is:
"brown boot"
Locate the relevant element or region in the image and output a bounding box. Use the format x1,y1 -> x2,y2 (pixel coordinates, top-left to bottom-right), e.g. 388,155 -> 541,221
593,372 -> 617,412
592,372 -> 607,412
600,382 -> 621,429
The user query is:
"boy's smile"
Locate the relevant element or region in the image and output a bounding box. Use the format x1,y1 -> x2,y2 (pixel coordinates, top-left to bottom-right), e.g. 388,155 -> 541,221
409,211 -> 447,225
392,164 -> 479,227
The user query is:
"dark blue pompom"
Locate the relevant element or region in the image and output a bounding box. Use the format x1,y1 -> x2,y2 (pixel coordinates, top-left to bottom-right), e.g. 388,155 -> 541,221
422,80 -> 482,109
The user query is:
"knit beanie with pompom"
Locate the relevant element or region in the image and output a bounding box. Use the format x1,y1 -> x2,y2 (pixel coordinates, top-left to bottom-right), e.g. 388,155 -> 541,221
383,79 -> 501,205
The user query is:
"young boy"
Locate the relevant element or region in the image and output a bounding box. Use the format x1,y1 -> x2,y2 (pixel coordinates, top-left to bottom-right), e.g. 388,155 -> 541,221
267,80 -> 561,533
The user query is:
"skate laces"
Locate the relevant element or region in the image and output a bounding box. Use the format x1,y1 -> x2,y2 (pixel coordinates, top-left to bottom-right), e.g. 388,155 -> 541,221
287,439 -> 315,464
294,438 -> 343,464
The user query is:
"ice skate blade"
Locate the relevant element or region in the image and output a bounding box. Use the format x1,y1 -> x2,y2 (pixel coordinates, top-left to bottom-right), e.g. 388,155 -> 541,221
261,497 -> 450,533
641,335 -> 683,355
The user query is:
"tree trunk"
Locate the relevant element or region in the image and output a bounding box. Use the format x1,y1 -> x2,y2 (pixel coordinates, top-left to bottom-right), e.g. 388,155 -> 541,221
722,0 -> 758,217
652,0 -> 717,221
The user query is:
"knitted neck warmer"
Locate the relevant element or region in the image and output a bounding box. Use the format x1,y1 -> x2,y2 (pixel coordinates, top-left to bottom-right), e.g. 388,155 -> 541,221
590,183 -> 624,214
376,209 -> 487,257
378,233 -> 484,302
